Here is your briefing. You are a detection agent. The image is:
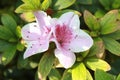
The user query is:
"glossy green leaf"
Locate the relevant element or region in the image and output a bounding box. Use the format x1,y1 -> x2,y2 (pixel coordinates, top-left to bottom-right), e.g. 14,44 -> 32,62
0,27 -> 15,41
1,14 -> 17,35
72,63 -> 87,80
88,37 -> 105,58
102,37 -> 120,56
41,0 -> 52,10
100,10 -> 118,35
76,0 -> 92,5
54,0 -> 76,10
86,70 -> 93,80
38,50 -> 55,79
99,0 -> 111,10
116,74 -> 120,80
84,10 -> 100,31
2,44 -> 16,65
61,70 -> 72,80
95,69 -> 115,80
85,58 -> 111,71
48,68 -> 61,80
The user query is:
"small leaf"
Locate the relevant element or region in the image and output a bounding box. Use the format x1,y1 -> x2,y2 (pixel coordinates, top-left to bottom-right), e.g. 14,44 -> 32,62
17,42 -> 24,51
1,14 -> 17,35
99,0 -> 111,10
0,26 -> 15,41
41,0 -> 52,10
54,0 -> 76,10
112,0 -> 120,9
85,58 -> 111,71
116,74 -> 120,80
88,37 -> 105,58
61,69 -> 72,80
84,10 -> 100,31
2,44 -> 16,65
86,70 -> 93,80
15,0 -> 41,13
38,50 -> 55,79
20,12 -> 35,22
100,10 -> 118,34
48,68 -> 61,80
102,37 -> 120,56
95,69 -> 115,80
16,26 -> 22,38
104,30 -> 120,40
72,63 -> 87,80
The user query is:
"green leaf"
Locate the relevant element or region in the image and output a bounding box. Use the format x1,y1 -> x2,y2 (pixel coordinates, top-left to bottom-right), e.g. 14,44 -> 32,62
102,37 -> 120,56
85,58 -> 111,71
1,14 -> 17,35
72,63 -> 87,80
95,69 -> 115,80
16,26 -> 22,38
104,30 -> 120,40
38,50 -> 55,79
0,40 -> 13,51
2,44 -> 16,65
99,0 -> 111,10
86,70 -> 93,80
61,70 -> 72,80
15,0 -> 41,13
112,0 -> 120,9
76,0 -> 92,5
48,68 -> 61,80
41,0 -> 52,10
17,42 -> 24,51
0,27 -> 15,41
84,10 -> 100,31
116,74 -> 120,80
100,10 -> 118,35
54,0 -> 76,10
88,37 -> 105,58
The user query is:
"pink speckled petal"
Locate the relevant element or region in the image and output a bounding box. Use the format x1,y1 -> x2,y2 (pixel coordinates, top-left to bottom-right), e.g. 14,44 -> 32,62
69,30 -> 93,52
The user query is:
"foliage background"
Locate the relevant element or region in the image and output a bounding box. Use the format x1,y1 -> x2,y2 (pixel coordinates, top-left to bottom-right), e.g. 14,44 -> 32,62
0,0 -> 120,80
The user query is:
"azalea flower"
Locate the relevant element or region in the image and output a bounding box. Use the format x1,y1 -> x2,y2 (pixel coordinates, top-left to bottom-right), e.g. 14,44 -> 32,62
21,11 -> 52,58
51,12 -> 93,68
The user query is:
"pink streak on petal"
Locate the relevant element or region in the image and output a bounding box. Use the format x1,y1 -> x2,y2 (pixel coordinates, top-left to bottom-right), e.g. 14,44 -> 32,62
55,24 -> 73,49
54,49 -> 76,68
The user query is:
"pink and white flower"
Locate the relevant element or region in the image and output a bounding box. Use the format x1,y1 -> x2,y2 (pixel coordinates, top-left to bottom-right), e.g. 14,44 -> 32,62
51,12 -> 93,68
21,11 -> 52,58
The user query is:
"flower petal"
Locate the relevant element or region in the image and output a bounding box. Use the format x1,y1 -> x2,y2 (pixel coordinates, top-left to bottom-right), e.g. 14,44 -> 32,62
24,40 -> 49,59
69,14 -> 80,30
54,49 -> 76,68
34,11 -> 51,28
58,12 -> 74,25
69,30 -> 93,52
21,23 -> 41,41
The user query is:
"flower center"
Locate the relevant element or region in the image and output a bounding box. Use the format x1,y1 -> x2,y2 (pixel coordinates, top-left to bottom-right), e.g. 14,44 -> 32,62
55,24 -> 73,47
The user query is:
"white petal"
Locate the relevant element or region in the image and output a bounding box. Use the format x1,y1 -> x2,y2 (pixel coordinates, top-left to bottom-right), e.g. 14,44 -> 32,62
58,12 -> 74,25
69,15 -> 80,30
21,23 -> 41,40
24,40 -> 49,59
69,30 -> 93,52
54,49 -> 76,68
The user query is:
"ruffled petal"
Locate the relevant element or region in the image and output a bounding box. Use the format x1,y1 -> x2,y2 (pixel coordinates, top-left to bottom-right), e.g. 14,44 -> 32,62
58,12 -> 74,25
24,40 -> 49,59
69,30 -> 93,52
69,14 -> 80,30
21,23 -> 41,41
54,49 -> 76,68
